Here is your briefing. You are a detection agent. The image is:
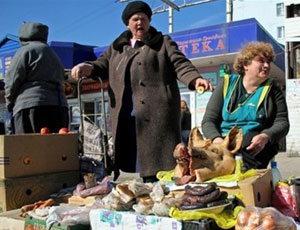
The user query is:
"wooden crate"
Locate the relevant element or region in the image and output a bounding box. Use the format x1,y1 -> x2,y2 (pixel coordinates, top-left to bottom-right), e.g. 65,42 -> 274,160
0,171 -> 79,212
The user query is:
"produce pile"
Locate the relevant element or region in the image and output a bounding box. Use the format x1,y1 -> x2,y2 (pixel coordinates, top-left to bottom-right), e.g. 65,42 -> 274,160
235,206 -> 296,230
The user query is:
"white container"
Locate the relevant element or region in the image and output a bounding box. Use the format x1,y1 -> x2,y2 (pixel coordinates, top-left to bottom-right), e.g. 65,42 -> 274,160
235,155 -> 243,174
271,161 -> 282,189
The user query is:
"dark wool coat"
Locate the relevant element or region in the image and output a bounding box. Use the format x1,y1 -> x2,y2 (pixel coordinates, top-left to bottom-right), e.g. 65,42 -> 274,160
88,27 -> 201,177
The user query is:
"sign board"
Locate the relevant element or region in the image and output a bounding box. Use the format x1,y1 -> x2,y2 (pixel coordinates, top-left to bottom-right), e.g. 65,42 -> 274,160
80,79 -> 108,94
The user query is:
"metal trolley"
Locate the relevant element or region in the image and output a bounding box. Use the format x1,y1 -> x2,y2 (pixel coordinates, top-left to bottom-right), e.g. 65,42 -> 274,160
77,76 -> 114,176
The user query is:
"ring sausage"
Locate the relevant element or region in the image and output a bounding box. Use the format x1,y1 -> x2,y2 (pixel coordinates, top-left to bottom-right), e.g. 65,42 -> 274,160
197,188 -> 221,204
185,182 -> 217,196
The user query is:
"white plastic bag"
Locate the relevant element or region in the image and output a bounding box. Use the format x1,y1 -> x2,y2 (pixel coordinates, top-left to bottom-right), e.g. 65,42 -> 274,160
82,115 -> 103,160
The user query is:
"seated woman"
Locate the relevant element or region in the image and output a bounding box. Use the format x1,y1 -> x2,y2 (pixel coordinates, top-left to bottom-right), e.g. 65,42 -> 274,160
201,41 -> 289,170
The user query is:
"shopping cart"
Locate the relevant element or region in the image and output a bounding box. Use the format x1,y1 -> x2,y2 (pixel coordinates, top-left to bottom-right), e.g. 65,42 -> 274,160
77,76 -> 114,179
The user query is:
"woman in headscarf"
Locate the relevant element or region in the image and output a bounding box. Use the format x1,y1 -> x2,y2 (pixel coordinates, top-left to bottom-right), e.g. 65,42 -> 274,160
71,1 -> 213,182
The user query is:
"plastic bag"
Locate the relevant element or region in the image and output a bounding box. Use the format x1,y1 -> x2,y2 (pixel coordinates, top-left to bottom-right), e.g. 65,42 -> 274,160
79,155 -> 107,181
82,116 -> 103,159
272,181 -> 299,219
73,176 -> 112,198
235,206 -> 296,230
46,205 -> 90,229
169,205 -> 243,229
81,115 -> 115,176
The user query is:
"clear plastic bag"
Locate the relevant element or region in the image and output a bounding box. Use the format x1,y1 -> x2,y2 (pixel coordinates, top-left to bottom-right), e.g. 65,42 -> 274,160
235,206 -> 297,230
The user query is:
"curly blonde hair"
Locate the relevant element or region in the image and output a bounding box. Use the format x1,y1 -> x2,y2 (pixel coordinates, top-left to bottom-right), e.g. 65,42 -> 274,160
233,42 -> 275,76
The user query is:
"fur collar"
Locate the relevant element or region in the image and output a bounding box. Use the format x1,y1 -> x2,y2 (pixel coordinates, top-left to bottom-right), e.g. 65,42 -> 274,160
112,26 -> 163,51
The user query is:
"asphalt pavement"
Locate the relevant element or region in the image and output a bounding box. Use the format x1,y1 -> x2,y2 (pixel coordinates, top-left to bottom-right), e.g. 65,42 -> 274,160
275,151 -> 300,180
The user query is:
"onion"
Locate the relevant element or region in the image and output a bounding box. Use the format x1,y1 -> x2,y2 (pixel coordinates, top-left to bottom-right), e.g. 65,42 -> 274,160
247,211 -> 260,228
237,210 -> 251,226
261,215 -> 276,230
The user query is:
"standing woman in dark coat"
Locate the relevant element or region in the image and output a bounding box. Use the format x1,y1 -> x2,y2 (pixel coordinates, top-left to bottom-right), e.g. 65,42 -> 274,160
5,22 -> 69,134
71,1 -> 213,182
180,100 -> 191,146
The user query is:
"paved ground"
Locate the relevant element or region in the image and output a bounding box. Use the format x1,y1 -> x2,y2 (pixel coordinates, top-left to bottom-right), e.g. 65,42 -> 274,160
275,151 -> 300,180
113,151 -> 300,183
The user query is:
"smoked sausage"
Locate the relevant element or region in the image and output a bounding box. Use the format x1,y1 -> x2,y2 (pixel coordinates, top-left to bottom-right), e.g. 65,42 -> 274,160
185,182 -> 217,196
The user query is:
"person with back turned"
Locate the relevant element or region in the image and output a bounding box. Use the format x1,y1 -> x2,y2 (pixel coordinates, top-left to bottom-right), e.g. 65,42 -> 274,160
5,22 -> 69,134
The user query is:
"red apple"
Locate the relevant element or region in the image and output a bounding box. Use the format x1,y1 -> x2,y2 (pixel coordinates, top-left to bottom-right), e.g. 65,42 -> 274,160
40,127 -> 50,134
59,127 -> 69,134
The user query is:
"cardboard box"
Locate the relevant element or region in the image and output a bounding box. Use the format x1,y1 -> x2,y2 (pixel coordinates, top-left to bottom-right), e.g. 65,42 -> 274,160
219,169 -> 272,207
24,215 -> 90,230
0,133 -> 79,179
0,171 -> 79,212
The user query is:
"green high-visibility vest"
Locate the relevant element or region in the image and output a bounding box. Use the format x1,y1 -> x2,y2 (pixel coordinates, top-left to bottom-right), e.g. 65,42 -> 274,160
221,74 -> 272,136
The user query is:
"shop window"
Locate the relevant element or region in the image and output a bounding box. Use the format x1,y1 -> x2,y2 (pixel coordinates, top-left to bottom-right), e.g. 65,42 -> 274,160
96,99 -> 112,132
287,42 -> 300,79
287,3 -> 300,18
277,26 -> 285,39
84,102 -> 95,122
294,45 -> 300,79
4,56 -> 12,75
276,3 -> 284,16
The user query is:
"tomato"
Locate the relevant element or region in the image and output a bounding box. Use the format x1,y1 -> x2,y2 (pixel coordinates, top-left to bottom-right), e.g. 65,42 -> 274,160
40,127 -> 50,134
59,127 -> 69,134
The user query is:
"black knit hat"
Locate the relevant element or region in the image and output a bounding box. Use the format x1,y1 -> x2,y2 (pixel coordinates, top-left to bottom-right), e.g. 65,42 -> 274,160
122,1 -> 152,25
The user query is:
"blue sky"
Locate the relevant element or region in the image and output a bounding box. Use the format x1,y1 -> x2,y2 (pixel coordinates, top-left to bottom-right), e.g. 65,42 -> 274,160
1,0 -> 226,47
